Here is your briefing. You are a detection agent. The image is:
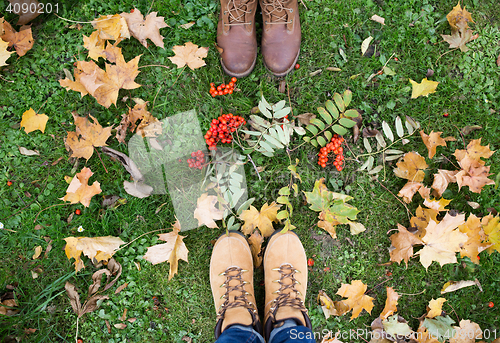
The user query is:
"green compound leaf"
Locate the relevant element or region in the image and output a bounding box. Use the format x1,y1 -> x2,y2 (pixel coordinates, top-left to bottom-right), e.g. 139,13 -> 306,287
325,100 -> 339,119
332,124 -> 348,135
306,124 -> 318,135
339,118 -> 356,128
344,109 -> 359,118
317,107 -> 333,125
317,136 -> 327,147
310,118 -> 326,130
343,90 -> 352,108
333,93 -> 345,112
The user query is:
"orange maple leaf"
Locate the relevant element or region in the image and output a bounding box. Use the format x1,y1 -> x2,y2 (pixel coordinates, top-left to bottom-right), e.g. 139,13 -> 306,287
431,169 -> 458,197
143,220 -> 189,280
455,157 -> 495,193
426,298 -> 446,318
379,287 -> 400,320
168,42 -> 208,70
446,1 -> 474,31
0,20 -> 34,56
389,223 -> 423,266
394,152 -> 428,182
120,9 -> 169,48
83,31 -> 106,61
20,108 -> 49,133
397,181 -> 424,204
420,130 -> 447,159
410,206 -> 439,239
65,113 -> 112,160
336,280 -> 374,319
91,14 -> 130,41
115,100 -> 162,143
60,167 -> 102,207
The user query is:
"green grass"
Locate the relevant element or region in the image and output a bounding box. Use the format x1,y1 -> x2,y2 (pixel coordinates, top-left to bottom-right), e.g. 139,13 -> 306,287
1,0 -> 499,342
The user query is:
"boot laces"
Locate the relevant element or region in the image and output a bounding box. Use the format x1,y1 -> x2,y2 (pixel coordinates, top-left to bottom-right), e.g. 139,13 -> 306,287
217,267 -> 258,324
224,0 -> 256,26
261,0 -> 293,24
268,264 -> 307,320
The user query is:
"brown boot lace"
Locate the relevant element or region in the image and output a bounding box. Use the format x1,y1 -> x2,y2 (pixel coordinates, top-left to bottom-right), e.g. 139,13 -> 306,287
222,0 -> 256,27
267,264 -> 307,321
217,266 -> 259,324
261,0 -> 294,24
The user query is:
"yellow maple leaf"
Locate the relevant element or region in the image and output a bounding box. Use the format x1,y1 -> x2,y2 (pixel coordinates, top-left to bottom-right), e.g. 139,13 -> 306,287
336,280 -> 374,319
168,42 -> 208,70
143,220 -> 189,280
240,202 -> 281,237
379,287 -> 400,320
317,290 -> 350,319
427,298 -> 446,318
64,235 -> 124,272
423,197 -> 451,212
416,213 -> 468,269
20,108 -> 49,133
482,215 -> 500,254
91,14 -> 130,41
393,152 -> 428,182
66,113 -> 112,160
60,167 -> 102,207
389,223 -> 423,266
409,78 -> 439,98
420,130 -> 447,159
193,193 -> 224,228
410,206 -> 439,239
458,214 -> 490,263
83,31 -> 106,61
0,38 -> 13,66
120,9 -> 169,48
446,1 -> 474,31
248,231 -> 264,268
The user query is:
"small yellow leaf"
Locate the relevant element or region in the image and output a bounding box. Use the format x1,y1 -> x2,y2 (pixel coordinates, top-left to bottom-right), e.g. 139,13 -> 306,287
409,78 -> 439,98
20,108 -> 49,133
240,202 -> 281,237
336,280 -> 374,319
32,246 -> 42,259
427,298 -> 446,318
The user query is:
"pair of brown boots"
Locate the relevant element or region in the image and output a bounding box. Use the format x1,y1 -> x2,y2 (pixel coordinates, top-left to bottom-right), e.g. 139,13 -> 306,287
217,0 -> 301,77
210,231 -> 312,341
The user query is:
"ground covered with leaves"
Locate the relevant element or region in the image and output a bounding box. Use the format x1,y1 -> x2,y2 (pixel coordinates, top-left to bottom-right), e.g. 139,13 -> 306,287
0,0 -> 499,342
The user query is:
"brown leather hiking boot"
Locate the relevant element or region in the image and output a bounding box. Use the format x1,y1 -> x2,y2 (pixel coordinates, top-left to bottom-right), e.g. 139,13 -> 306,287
217,0 -> 258,77
263,231 -> 311,341
260,0 -> 301,77
210,232 -> 262,339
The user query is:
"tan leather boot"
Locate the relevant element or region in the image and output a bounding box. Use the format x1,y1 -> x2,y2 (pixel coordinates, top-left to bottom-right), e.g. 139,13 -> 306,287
260,0 -> 301,77
263,231 -> 312,341
210,232 -> 262,339
217,0 -> 258,77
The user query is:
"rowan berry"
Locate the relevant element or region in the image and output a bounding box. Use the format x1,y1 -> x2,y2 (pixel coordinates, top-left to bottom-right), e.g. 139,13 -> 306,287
231,77 -> 237,83
488,302 -> 494,308
75,209 -> 81,215
77,339 -> 84,343
7,181 -> 13,186
307,258 -> 314,267
443,112 -> 449,117
295,63 -> 300,69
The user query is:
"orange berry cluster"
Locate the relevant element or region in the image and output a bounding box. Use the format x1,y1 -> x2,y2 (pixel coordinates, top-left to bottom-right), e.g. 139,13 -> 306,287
317,134 -> 345,171
204,113 -> 246,150
187,150 -> 205,169
210,77 -> 237,97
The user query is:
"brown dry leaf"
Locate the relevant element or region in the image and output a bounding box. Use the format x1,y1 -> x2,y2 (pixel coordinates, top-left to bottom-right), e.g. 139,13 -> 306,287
296,113 -> 316,126
0,298 -> 19,316
248,231 -> 264,268
454,138 -> 495,162
393,152 -> 428,182
180,22 -> 195,29
120,9 -> 169,48
91,14 -> 129,41
66,113 -> 112,160
168,41 -> 208,70
114,323 -> 127,329
83,31 -> 106,61
420,130 -> 447,159
321,331 -> 344,343
8,0 -> 41,25
426,298 -> 446,318
441,279 -> 479,294
115,100 -> 161,143
193,193 -> 224,228
370,14 -> 385,25
240,202 -> 281,237
0,21 -> 34,56
441,28 -> 479,52
60,167 -> 102,207
143,220 -> 189,280
416,213 -> 468,269
0,38 -> 14,66
409,78 -> 439,98
317,290 -> 350,319
450,319 -> 482,343
103,42 -> 123,63
423,197 -> 451,212
317,214 -> 338,239
455,157 -> 495,193
115,282 -> 128,294
379,287 -> 400,320
446,1 -> 474,31
458,214 -> 489,264
397,181 -> 424,204
410,206 -> 439,239
431,170 -> 459,197
64,235 -> 124,272
389,223 -> 423,266
20,108 -> 49,133
336,280 -> 374,319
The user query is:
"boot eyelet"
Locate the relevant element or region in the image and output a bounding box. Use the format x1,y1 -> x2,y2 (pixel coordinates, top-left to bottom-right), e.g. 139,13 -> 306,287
289,9 -> 293,13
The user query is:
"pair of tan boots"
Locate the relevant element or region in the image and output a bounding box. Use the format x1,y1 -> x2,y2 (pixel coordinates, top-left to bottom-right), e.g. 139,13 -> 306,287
217,0 -> 301,77
210,231 -> 312,341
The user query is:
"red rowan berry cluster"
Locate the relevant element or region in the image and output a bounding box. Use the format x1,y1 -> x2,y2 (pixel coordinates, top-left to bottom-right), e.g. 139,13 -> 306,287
210,77 -> 237,97
317,134 -> 345,171
204,113 -> 246,150
187,150 -> 205,169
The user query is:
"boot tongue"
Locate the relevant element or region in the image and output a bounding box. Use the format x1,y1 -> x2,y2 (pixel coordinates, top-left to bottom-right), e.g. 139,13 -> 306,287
221,308 -> 254,332
275,306 -> 306,326
262,0 -> 290,23
227,0 -> 254,24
